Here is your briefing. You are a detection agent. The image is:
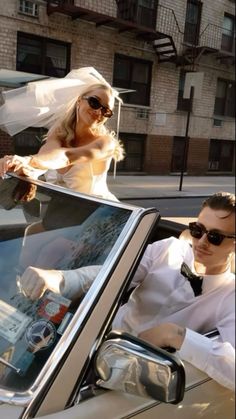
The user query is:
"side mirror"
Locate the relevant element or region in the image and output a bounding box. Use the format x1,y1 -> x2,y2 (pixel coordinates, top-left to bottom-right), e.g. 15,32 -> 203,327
95,331 -> 185,404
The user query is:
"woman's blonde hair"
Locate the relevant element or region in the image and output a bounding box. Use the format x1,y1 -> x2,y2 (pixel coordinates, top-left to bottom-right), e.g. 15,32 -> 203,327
46,83 -> 124,161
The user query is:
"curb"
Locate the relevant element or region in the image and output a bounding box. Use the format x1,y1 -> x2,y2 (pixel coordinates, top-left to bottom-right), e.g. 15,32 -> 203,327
119,194 -> 211,200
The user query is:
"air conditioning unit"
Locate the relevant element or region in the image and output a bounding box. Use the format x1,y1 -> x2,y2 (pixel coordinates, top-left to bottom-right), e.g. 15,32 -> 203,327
213,119 -> 223,127
136,108 -> 149,120
19,0 -> 39,17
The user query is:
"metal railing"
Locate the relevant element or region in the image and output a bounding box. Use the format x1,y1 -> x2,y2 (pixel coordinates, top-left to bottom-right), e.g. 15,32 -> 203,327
47,0 -> 75,4
156,5 -> 184,53
46,1 -> 235,57
116,0 -> 158,29
200,23 -> 235,54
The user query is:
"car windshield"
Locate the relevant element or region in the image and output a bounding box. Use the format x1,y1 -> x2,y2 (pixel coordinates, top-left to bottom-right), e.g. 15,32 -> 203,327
0,176 -> 133,395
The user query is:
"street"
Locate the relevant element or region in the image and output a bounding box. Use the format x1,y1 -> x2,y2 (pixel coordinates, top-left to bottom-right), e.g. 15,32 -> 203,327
108,175 -> 235,200
121,197 -> 204,217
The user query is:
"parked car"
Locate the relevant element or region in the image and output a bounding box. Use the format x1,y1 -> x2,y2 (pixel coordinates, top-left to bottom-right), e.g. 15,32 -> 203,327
0,175 -> 234,419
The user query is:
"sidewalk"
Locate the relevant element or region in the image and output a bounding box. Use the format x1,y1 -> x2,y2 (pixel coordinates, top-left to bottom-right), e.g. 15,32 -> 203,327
108,175 -> 235,199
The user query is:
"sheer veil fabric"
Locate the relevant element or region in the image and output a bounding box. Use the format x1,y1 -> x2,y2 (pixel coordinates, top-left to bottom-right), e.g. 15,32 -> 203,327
0,67 -> 121,136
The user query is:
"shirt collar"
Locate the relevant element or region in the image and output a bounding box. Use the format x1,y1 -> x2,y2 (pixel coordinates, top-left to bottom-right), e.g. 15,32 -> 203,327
201,268 -> 233,293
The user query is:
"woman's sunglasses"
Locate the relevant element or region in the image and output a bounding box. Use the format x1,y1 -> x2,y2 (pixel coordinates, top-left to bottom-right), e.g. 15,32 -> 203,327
82,96 -> 113,118
189,222 -> 235,246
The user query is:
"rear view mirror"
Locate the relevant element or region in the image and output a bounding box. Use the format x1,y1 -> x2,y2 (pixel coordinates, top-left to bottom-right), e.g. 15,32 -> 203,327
95,331 -> 185,404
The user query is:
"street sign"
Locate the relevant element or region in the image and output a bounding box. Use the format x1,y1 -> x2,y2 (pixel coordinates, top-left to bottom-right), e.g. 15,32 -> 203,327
183,72 -> 204,99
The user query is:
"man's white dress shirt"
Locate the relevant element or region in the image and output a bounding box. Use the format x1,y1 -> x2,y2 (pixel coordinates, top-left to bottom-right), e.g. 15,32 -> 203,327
61,237 -> 235,390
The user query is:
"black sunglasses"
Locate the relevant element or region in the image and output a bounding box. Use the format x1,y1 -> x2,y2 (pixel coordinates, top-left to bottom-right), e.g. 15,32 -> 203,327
82,96 -> 113,118
189,222 -> 235,246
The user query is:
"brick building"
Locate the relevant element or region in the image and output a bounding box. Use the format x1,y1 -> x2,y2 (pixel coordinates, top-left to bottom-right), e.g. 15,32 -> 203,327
0,0 -> 235,175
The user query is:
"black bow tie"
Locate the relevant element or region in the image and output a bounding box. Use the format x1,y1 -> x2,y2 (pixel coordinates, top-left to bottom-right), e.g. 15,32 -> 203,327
181,262 -> 203,296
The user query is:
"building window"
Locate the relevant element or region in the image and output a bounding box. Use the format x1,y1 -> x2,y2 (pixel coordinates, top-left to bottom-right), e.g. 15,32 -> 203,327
184,0 -> 202,45
221,14 -> 235,52
17,32 -> 71,77
214,79 -> 235,117
171,137 -> 187,173
19,0 -> 38,17
113,54 -> 152,106
136,108 -> 149,120
14,128 -> 46,156
117,0 -> 158,29
114,133 -> 145,172
177,70 -> 190,111
208,139 -> 234,172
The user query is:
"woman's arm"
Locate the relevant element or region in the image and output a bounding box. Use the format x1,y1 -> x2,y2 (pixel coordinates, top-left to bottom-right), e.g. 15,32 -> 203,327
0,135 -> 115,176
30,136 -> 116,170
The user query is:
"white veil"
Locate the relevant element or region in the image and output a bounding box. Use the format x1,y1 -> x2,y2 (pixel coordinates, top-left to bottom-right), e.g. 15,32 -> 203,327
0,67 -> 121,136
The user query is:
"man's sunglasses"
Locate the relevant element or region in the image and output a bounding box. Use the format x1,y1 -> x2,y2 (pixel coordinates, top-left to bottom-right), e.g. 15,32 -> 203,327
82,96 -> 113,118
189,222 -> 235,246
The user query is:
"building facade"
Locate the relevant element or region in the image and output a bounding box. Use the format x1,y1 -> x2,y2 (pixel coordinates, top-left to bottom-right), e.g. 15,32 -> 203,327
0,0 -> 235,175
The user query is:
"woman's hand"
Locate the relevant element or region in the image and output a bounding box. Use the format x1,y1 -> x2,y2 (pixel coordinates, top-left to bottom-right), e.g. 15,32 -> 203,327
138,323 -> 186,350
18,266 -> 64,300
0,154 -> 32,178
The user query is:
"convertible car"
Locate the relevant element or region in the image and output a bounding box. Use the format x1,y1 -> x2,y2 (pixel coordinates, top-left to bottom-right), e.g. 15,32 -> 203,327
0,174 -> 234,419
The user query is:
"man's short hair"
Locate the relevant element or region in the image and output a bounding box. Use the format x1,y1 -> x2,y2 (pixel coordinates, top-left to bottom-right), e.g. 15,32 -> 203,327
202,192 -> 235,216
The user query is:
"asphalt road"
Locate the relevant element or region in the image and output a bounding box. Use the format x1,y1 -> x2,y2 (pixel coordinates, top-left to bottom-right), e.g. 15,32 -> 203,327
121,197 -> 204,218
109,175 -> 235,199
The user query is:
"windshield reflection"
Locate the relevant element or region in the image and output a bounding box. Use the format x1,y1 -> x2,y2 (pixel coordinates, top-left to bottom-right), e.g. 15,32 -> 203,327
0,177 -> 131,392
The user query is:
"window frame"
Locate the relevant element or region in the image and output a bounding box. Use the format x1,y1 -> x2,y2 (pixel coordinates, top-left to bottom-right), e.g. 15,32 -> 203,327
184,0 -> 202,45
221,13 -> 235,52
171,136 -> 188,173
116,133 -> 146,172
16,32 -> 71,78
208,139 -> 235,172
18,0 -> 39,17
13,127 -> 47,156
117,0 -> 158,29
214,78 -> 235,118
113,54 -> 152,106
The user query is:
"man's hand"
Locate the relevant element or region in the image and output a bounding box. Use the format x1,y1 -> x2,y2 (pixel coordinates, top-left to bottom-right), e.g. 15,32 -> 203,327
139,323 -> 186,350
18,266 -> 64,300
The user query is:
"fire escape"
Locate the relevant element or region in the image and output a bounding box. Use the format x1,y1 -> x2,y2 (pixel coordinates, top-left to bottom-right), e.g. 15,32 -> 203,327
46,0 -> 181,64
46,1 -> 235,67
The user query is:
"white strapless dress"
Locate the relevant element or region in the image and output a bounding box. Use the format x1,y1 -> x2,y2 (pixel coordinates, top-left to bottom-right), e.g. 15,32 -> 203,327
44,159 -> 118,201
